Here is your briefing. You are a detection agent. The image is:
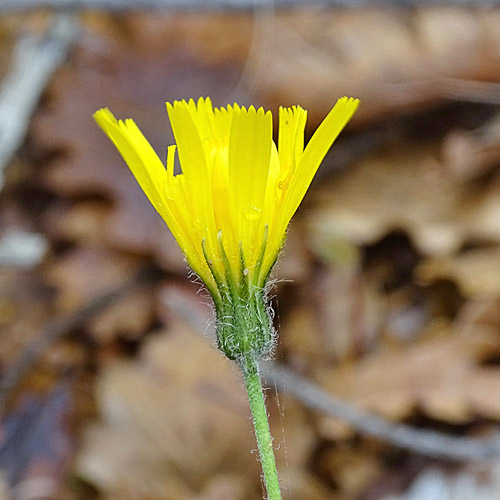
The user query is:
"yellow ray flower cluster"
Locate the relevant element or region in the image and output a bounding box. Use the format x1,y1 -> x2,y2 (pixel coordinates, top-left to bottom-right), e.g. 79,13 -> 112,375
94,97 -> 359,305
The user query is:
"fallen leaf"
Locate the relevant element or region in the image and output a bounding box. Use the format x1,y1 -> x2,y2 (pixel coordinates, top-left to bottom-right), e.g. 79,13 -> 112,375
42,200 -> 113,248
0,269 -> 54,368
416,247 -> 500,299
89,287 -> 156,343
254,7 -> 500,123
315,321 -> 500,428
310,143 -> 500,259
75,324 -> 258,499
442,111 -> 500,181
315,445 -> 382,498
44,246 -> 143,312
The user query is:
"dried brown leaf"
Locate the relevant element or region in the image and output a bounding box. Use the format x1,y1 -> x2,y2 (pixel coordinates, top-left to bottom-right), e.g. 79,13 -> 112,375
310,144 -> 500,258
315,322 -> 500,428
0,270 -> 54,366
75,325 -> 258,500
416,247 -> 500,299
254,7 -> 500,123
42,201 -> 112,247
44,246 -> 143,312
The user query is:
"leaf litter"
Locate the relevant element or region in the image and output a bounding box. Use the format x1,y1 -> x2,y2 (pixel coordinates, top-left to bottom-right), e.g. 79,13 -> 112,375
4,6 -> 500,500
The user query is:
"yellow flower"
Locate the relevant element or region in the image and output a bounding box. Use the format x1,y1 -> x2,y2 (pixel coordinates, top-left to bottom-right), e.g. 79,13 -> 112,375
93,97 -> 359,304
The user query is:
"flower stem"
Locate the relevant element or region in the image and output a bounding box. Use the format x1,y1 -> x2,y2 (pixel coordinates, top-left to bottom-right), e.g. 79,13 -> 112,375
241,356 -> 282,500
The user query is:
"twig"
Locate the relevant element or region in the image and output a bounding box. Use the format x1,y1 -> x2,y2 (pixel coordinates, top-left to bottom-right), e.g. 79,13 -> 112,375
0,12 -> 78,190
262,362 -> 500,461
0,265 -> 159,414
2,0 -> 500,12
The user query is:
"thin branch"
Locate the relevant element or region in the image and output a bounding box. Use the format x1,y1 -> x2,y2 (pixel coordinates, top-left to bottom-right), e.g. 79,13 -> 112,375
2,0 -> 500,13
0,12 -> 78,190
0,265 -> 159,414
262,362 -> 500,462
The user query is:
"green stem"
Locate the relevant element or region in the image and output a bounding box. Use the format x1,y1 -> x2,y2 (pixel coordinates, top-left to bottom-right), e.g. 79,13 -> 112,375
241,356 -> 282,500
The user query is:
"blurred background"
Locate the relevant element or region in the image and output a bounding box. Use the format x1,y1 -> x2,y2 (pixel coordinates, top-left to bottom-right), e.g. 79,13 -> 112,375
3,1 -> 500,499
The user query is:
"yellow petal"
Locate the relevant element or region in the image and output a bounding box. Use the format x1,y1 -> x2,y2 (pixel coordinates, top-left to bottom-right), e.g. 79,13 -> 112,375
94,108 -> 167,208
93,108 -> 218,295
228,106 -> 272,265
167,100 -> 219,261
278,105 -> 307,188
278,97 -> 359,233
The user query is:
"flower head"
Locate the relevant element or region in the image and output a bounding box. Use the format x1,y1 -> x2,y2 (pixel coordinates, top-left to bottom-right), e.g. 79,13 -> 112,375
94,98 -> 358,291
94,97 -> 358,360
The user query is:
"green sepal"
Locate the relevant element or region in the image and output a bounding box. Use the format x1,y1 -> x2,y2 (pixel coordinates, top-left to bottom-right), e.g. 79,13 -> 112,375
201,230 -> 275,364
214,282 -> 274,363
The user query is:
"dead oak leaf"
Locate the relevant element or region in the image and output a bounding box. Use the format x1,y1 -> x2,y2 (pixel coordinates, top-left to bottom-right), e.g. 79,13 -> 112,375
310,143 -> 500,258
254,7 -> 500,124
315,322 -> 500,429
75,325 -> 258,500
416,247 -> 500,299
0,270 -> 55,369
44,246 -> 143,310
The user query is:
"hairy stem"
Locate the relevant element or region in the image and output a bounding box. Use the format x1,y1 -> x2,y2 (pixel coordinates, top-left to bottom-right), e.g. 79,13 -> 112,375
241,356 -> 282,500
